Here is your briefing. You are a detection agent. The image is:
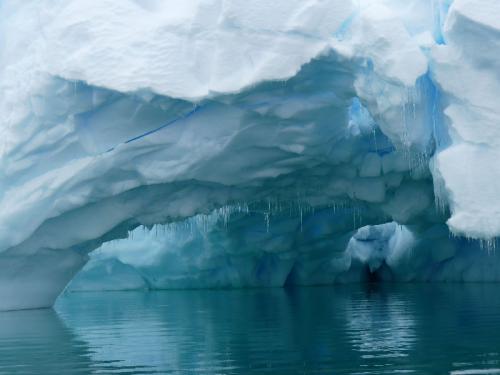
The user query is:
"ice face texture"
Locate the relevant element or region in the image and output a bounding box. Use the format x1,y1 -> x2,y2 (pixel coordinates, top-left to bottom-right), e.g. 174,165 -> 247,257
0,0 -> 499,308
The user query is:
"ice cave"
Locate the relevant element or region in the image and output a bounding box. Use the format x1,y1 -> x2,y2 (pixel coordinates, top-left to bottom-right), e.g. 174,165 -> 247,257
1,0 -> 500,313
5,1 -> 500,373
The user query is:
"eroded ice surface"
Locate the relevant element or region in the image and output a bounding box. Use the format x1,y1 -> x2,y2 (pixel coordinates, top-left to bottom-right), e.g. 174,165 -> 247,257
1,0 -> 500,308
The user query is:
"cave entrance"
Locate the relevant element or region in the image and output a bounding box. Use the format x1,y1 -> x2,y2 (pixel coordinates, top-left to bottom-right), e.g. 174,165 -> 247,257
363,262 -> 394,284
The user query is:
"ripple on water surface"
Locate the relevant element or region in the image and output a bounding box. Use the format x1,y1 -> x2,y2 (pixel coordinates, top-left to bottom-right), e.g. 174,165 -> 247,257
0,284 -> 499,374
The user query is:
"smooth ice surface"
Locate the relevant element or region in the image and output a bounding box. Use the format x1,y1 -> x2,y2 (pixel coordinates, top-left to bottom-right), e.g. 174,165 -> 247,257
68,258 -> 147,292
1,0 -> 500,308
71,216 -> 500,292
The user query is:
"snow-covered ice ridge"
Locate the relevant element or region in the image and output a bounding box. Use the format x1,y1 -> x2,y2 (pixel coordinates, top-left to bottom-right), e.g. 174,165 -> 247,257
1,0 -> 499,309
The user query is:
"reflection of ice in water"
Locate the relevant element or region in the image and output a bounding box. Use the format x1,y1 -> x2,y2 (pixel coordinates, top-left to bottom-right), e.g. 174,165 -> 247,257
0,309 -> 95,373
57,296 -> 184,372
344,291 -> 415,359
71,318 -> 172,371
56,292 -> 243,373
450,370 -> 500,375
57,288 -> 418,373
52,285 -> 500,374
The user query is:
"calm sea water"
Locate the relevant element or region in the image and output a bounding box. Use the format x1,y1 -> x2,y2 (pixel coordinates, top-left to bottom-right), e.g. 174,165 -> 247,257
0,284 -> 499,374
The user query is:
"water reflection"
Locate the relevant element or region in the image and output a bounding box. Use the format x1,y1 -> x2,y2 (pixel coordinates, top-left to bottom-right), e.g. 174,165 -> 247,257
0,309 -> 93,374
344,285 -> 416,361
0,285 -> 499,374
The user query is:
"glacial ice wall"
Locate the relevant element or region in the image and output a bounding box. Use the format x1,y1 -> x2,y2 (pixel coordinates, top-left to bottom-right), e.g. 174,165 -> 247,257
0,0 -> 499,308
69,212 -> 500,292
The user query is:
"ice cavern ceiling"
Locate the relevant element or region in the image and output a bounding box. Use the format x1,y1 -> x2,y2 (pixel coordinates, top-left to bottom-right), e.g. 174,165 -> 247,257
1,0 -> 500,310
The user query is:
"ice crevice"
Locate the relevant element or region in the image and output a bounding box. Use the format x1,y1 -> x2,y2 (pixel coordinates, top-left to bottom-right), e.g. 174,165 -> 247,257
1,0 -> 500,309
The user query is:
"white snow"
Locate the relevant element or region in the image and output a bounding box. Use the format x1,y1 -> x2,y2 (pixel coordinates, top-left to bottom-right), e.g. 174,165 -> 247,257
431,0 -> 500,238
0,0 -> 499,308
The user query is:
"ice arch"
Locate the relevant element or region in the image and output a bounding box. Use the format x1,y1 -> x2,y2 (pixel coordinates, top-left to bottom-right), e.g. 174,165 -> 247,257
69,213 -> 500,292
1,0 -> 499,309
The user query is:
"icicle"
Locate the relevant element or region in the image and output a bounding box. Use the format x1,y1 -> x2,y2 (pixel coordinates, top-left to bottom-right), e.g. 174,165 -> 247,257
299,205 -> 303,233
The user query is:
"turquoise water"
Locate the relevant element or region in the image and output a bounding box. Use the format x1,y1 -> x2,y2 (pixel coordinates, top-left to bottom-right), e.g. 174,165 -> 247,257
0,285 -> 500,374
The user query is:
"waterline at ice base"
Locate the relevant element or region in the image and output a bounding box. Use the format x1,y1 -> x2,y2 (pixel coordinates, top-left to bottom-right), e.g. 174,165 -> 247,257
1,0 -> 500,310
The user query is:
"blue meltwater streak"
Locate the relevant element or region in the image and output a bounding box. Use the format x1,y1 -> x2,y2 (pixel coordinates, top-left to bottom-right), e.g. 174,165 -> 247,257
104,104 -> 203,153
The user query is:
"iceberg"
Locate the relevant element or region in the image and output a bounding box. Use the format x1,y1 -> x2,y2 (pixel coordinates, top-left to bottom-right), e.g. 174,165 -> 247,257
0,0 -> 499,309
